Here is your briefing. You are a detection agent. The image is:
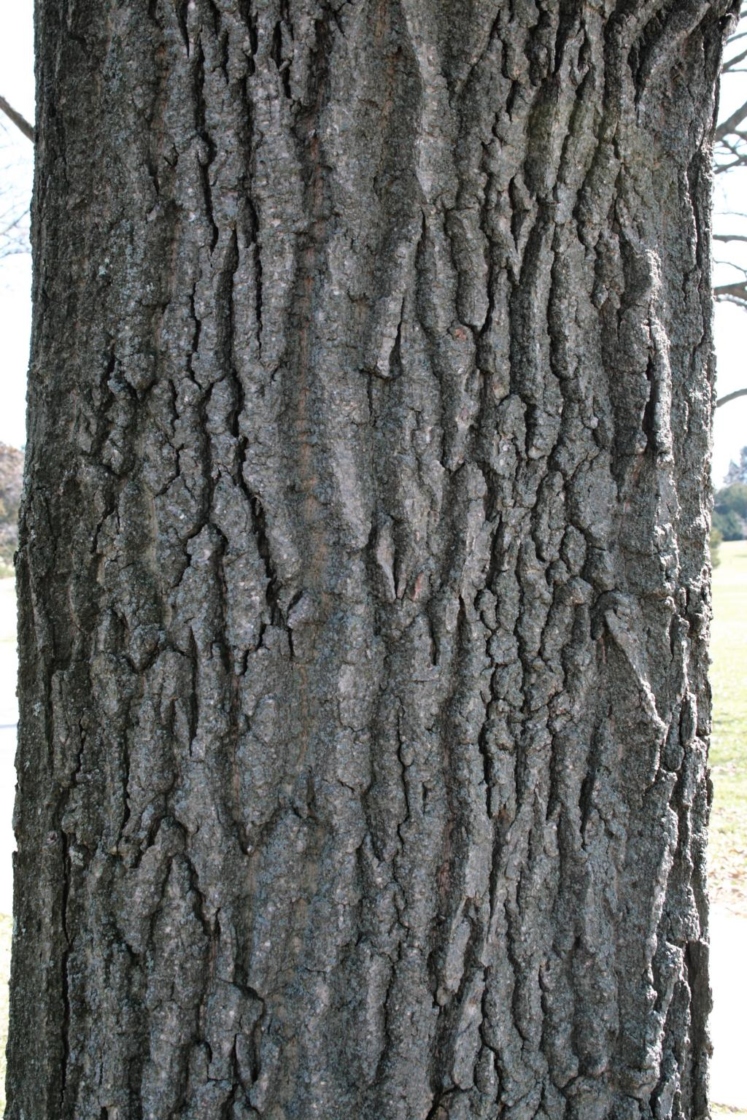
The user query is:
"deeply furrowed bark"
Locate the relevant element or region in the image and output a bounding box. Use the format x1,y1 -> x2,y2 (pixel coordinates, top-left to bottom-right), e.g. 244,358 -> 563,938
8,1 -> 737,1118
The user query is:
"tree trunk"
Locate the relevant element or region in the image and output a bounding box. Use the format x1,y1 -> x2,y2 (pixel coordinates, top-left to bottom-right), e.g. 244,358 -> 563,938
8,1 -> 735,1117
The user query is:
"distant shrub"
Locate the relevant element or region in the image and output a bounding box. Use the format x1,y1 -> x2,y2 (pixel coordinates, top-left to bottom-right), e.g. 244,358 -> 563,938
712,480 -> 747,541
712,509 -> 744,542
715,481 -> 747,518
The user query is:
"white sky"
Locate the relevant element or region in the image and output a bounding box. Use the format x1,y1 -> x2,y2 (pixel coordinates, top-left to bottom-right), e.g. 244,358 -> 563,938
0,3 -> 745,485
0,0 -> 33,451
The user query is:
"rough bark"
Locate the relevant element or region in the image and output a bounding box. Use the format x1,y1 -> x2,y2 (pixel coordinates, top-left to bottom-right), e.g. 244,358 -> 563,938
8,1 -> 735,1118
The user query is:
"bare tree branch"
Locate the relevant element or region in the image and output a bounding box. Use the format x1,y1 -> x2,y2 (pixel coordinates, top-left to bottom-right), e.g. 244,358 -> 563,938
713,8 -> 747,362
715,281 -> 747,301
715,98 -> 747,142
722,45 -> 747,71
0,95 -> 34,143
717,388 -> 747,408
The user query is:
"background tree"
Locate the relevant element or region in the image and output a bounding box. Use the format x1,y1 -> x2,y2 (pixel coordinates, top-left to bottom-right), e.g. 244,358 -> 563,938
723,445 -> 747,482
712,470 -> 747,538
7,2 -> 737,1119
712,505 -> 745,539
0,97 -> 33,261
713,1 -> 747,411
714,0 -> 747,304
0,444 -> 24,577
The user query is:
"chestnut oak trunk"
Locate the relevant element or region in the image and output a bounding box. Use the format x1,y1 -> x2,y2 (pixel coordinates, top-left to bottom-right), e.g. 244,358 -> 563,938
8,1 -> 735,1118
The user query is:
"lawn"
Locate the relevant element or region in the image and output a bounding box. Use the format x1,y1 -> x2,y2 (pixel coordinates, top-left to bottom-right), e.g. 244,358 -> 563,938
710,540 -> 747,917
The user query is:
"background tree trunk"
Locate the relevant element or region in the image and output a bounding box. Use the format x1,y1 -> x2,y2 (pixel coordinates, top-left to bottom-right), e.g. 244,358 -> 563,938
8,1 -> 736,1117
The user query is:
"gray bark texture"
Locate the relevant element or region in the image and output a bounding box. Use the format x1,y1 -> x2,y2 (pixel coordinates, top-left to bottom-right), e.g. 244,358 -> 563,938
8,1 -> 736,1118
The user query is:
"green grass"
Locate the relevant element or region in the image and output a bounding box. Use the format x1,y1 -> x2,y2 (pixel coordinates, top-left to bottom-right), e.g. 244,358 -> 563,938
710,541 -> 747,916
